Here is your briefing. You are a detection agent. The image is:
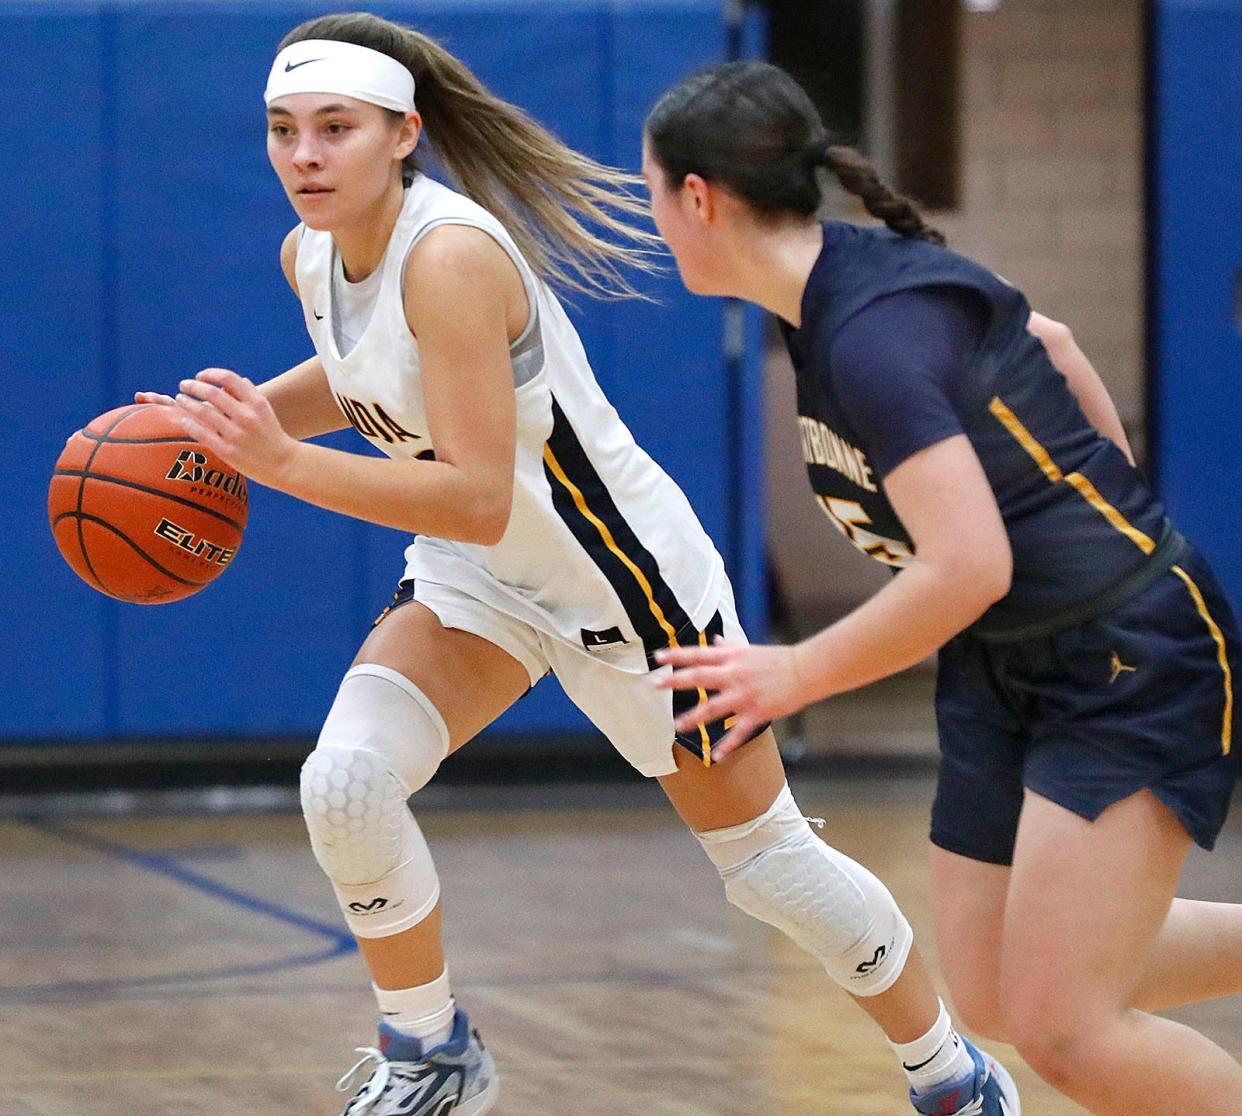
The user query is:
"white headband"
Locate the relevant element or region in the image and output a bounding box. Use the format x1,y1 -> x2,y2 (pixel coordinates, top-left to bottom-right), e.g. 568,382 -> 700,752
265,39 -> 416,113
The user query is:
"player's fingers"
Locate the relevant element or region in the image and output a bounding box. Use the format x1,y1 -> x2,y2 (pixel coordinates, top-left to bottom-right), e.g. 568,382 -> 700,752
174,393 -> 231,439
196,367 -> 256,400
178,379 -> 245,420
673,693 -> 735,734
176,411 -> 225,456
134,391 -> 176,406
651,665 -> 723,691
710,717 -> 758,763
653,644 -> 730,668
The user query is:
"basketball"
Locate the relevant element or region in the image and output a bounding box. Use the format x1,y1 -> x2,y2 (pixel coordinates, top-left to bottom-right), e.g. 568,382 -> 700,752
48,404 -> 249,604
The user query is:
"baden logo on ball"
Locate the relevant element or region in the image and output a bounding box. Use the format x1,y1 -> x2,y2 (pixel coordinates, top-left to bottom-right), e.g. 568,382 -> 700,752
48,404 -> 249,604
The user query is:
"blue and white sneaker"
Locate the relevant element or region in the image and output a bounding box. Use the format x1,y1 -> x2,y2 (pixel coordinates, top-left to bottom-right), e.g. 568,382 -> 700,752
910,1038 -> 1020,1116
336,1009 -> 499,1115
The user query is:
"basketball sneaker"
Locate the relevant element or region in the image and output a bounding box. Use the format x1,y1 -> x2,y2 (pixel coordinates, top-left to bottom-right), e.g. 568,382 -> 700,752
910,1038 -> 1020,1116
335,1009 -> 499,1115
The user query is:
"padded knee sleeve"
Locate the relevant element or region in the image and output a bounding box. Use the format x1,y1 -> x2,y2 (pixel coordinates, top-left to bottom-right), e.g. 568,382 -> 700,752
300,664 -> 450,938
696,784 -> 914,996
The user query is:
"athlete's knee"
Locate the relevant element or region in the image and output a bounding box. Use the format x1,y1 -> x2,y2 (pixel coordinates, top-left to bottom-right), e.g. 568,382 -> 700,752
300,664 -> 449,936
1002,985 -> 1110,1087
695,784 -> 914,996
308,663 -> 450,794
1006,1016 -> 1099,1095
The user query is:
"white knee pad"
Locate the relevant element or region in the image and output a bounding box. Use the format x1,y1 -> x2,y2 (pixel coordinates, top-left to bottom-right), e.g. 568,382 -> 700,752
301,664 -> 450,939
696,784 -> 914,996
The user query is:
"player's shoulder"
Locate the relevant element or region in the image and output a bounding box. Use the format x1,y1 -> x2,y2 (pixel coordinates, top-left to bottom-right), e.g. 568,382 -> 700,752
402,224 -> 522,328
405,222 -> 511,279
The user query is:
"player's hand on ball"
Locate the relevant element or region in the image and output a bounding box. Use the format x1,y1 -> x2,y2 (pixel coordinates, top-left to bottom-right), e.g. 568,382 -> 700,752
134,390 -> 177,406
653,638 -> 809,761
175,368 -> 296,487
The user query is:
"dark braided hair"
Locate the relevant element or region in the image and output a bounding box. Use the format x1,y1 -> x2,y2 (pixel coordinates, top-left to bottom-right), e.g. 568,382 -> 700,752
645,60 -> 944,246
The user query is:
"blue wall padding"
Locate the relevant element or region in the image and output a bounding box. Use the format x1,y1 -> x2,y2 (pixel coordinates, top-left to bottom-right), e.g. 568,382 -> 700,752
0,0 -> 765,742
1,4 -> 113,735
1151,1 -> 1242,604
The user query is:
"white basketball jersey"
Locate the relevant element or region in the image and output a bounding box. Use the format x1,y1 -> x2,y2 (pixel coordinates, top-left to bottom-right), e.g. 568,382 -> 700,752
295,174 -> 725,674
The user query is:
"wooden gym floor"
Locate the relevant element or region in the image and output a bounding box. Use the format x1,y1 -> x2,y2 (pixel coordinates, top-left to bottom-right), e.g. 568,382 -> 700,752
1,768 -> 1239,1115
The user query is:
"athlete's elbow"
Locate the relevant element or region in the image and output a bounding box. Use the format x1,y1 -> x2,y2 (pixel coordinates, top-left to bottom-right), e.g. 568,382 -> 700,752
1034,317 -> 1077,367
472,516 -> 509,548
940,547 -> 1010,619
1045,319 -> 1074,352
972,548 -> 1012,610
468,492 -> 512,547
986,555 -> 1012,607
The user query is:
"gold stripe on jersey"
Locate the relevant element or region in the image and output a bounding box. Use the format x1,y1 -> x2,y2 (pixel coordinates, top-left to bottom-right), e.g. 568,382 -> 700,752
990,395 -> 1231,754
543,445 -> 679,644
1171,565 -> 1234,755
1062,472 -> 1156,554
988,397 -> 1064,483
988,397 -> 1156,553
695,629 -> 712,763
543,443 -> 713,766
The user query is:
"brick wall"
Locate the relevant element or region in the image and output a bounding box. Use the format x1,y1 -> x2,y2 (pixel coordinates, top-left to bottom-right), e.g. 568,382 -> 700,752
939,0 -> 1145,440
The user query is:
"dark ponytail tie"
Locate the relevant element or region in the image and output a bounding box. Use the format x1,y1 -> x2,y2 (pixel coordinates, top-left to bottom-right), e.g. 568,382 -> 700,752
802,137 -> 830,169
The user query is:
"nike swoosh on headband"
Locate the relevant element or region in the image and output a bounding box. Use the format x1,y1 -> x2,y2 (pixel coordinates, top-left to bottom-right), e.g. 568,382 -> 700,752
284,58 -> 323,72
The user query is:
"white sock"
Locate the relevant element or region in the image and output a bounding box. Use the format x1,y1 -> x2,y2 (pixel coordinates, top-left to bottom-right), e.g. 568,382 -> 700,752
889,999 -> 976,1095
373,968 -> 456,1049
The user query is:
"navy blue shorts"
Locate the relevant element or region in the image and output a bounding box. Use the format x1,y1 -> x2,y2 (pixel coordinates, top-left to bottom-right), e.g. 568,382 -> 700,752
932,547 -> 1240,865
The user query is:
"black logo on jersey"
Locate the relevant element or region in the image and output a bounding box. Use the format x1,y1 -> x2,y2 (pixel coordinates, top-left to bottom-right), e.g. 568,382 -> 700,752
349,897 -> 389,913
313,309 -> 324,320
284,58 -> 323,72
153,518 -> 236,566
336,394 -> 422,444
855,944 -> 887,975
581,626 -> 629,650
165,451 -> 249,504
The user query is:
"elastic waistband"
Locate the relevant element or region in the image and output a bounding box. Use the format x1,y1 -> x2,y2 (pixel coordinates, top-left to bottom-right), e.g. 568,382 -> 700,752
968,522 -> 1188,645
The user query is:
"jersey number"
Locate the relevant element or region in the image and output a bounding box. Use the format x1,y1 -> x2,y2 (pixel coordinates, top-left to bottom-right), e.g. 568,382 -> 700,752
817,497 -> 914,568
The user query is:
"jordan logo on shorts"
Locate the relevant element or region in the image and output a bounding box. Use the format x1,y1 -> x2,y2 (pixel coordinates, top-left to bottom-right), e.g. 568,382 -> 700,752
1109,651 -> 1137,684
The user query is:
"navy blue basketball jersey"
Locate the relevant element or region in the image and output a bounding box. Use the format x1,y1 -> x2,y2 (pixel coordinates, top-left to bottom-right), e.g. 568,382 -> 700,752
781,221 -> 1168,631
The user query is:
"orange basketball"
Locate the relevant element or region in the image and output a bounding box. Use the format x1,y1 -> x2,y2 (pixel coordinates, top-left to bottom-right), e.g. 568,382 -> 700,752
48,404 -> 249,604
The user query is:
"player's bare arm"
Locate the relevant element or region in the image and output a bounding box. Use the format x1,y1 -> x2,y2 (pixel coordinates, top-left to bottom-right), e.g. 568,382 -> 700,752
657,434 -> 1011,754
173,225 -> 517,545
1027,310 -> 1136,464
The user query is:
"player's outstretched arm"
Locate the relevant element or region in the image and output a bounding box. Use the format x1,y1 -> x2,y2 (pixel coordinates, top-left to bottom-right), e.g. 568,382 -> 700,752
657,434 -> 1012,758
